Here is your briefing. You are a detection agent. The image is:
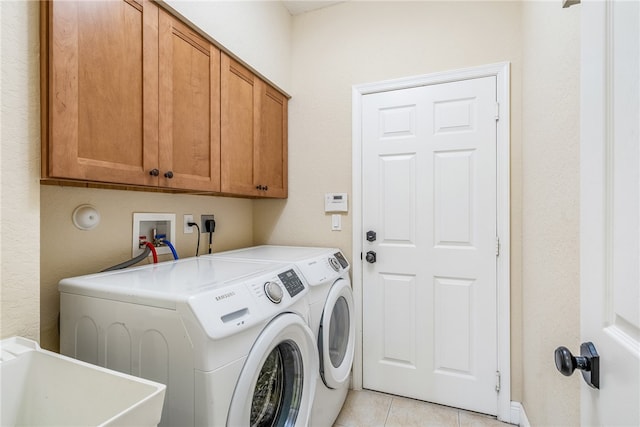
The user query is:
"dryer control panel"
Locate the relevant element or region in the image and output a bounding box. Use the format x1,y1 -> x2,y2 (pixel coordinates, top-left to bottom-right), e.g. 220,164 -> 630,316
297,250 -> 350,287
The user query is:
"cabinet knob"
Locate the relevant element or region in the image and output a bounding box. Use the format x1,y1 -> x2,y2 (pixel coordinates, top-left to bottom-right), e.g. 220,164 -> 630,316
264,185 -> 268,191
149,169 -> 159,176
164,171 -> 174,179
256,185 -> 262,190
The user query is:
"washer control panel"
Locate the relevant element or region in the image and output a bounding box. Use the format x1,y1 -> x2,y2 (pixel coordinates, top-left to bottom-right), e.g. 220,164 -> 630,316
278,269 -> 305,297
263,281 -> 284,303
187,264 -> 309,340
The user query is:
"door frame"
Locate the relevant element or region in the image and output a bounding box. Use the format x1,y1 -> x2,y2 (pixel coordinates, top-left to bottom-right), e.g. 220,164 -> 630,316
351,62 -> 511,422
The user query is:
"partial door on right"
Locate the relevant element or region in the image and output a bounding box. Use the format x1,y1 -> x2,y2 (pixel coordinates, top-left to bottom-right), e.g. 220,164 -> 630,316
361,76 -> 498,415
580,0 -> 640,424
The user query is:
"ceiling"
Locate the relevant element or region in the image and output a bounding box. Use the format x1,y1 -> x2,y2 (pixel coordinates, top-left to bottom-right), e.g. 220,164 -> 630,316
282,1 -> 345,16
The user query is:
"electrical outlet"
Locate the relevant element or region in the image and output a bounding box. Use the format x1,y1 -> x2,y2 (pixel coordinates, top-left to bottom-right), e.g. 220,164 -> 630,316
201,214 -> 215,233
184,214 -> 194,234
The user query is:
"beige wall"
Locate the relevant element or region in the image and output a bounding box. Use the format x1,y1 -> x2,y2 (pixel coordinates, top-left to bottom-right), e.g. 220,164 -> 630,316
161,0 -> 293,93
258,1 -> 580,423
0,0 -> 291,350
2,0 -> 583,424
521,2 -> 581,425
0,0 -> 41,342
39,186 -> 254,350
256,0 -> 526,402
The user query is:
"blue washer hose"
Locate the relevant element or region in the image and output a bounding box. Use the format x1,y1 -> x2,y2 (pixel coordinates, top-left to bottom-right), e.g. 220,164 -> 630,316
163,239 -> 179,260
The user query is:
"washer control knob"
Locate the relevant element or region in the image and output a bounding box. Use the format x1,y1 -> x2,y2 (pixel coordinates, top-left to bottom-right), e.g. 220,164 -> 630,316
329,257 -> 341,272
264,281 -> 284,304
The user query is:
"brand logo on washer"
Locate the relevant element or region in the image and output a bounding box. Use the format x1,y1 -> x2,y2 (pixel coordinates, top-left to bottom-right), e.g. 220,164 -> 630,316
215,291 -> 236,301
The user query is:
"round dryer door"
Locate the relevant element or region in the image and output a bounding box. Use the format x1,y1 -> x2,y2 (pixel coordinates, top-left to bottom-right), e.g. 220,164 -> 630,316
228,313 -> 318,427
319,277 -> 355,389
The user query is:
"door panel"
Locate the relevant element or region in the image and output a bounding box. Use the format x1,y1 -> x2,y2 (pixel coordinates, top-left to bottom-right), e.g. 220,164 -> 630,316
256,84 -> 288,197
158,11 -> 220,191
581,0 -> 640,424
49,0 -> 158,185
362,76 -> 498,415
380,154 -> 416,244
221,54 -> 259,196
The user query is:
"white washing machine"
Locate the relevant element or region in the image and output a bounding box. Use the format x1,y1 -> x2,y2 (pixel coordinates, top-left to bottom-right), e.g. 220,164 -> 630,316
59,256 -> 318,427
211,246 -> 355,427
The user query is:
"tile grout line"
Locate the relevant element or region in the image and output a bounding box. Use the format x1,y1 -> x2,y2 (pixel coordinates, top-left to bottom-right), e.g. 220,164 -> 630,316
383,395 -> 394,426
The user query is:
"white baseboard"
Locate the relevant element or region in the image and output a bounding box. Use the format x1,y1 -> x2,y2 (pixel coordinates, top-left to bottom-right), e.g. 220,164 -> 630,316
510,402 -> 531,427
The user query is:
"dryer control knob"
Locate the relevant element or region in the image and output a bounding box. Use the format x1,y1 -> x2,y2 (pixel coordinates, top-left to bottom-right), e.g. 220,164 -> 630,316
264,281 -> 284,304
329,257 -> 341,272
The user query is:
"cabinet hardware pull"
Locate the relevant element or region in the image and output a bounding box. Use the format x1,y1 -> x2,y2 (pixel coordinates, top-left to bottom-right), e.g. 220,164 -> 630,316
149,169 -> 160,176
164,171 -> 174,179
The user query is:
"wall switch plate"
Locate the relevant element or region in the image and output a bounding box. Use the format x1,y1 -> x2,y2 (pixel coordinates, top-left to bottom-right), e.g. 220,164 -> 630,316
183,214 -> 194,234
331,214 -> 342,231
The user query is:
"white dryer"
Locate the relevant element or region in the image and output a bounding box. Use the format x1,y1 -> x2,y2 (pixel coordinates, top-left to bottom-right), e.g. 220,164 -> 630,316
59,256 -> 318,427
211,246 -> 355,427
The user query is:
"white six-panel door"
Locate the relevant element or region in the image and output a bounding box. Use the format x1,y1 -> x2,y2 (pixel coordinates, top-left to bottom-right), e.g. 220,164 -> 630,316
361,76 -> 498,415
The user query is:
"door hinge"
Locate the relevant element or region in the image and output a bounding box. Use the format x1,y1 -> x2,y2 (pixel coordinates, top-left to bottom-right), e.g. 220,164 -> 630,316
496,371 -> 501,392
495,102 -> 500,121
496,236 -> 500,257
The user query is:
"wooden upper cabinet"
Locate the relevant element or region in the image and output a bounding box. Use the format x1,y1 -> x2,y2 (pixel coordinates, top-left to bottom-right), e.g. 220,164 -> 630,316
158,11 -> 220,191
221,53 -> 288,198
220,54 -> 259,196
256,83 -> 288,198
45,0 -> 159,186
44,1 -> 286,197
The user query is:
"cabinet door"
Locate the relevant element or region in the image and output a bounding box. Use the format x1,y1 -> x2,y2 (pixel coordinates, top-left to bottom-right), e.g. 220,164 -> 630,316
158,11 -> 220,191
47,0 -> 159,186
220,53 -> 260,196
256,81 -> 288,198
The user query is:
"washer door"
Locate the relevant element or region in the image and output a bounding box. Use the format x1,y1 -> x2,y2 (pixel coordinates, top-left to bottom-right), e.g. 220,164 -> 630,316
319,277 -> 355,389
228,313 -> 318,427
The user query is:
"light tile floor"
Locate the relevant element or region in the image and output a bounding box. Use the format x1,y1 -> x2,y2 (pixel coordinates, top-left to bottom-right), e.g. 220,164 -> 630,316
333,390 -> 514,427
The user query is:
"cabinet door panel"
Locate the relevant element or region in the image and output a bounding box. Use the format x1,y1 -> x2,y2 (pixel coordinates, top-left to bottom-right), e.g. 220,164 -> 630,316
256,82 -> 288,198
221,54 -> 259,196
49,0 -> 158,185
158,11 -> 220,191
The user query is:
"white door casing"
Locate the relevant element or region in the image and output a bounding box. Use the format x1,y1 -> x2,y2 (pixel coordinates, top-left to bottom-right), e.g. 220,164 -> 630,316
352,63 -> 511,421
580,0 -> 640,425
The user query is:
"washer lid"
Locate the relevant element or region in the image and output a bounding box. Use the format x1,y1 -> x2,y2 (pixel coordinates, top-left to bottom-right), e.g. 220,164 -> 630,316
210,246 -> 350,286
210,245 -> 332,263
58,257 -> 290,309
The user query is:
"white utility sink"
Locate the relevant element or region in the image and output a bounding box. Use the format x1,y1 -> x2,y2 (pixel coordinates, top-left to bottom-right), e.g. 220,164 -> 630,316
0,337 -> 166,427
